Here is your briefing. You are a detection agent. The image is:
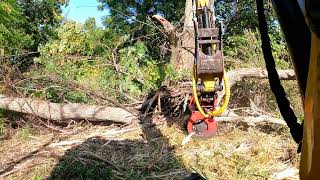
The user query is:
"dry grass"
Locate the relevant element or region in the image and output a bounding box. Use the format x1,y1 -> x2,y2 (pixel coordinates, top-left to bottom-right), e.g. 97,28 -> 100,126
163,122 -> 298,180
230,79 -> 303,119
0,119 -> 299,180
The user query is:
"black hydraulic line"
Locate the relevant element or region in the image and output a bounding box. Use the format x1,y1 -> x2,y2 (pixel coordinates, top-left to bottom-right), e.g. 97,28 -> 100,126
202,6 -> 212,56
306,0 -> 320,38
194,0 -> 199,66
202,7 -> 210,28
199,15 -> 203,28
271,0 -> 311,99
256,0 -> 303,144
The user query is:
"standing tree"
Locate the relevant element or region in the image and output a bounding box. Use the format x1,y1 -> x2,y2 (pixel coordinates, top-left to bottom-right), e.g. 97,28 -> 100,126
97,0 -> 288,71
1,0 -> 68,55
0,0 -> 32,54
17,0 -> 68,51
98,0 -> 194,70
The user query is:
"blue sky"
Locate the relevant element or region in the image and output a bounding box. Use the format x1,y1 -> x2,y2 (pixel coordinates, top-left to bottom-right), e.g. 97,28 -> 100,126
62,0 -> 109,27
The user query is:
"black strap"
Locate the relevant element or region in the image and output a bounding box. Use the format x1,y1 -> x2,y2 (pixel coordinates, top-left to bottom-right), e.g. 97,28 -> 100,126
256,0 -> 303,144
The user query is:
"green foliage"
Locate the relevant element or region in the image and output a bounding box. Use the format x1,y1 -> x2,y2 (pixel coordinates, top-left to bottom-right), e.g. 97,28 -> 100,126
17,0 -> 67,51
118,41 -> 165,91
98,0 -> 186,60
0,0 -> 32,54
216,0 -> 277,36
0,0 -> 66,54
36,21 -> 104,58
30,21 -> 177,103
98,0 -> 185,27
66,91 -> 89,103
225,29 -> 291,70
225,29 -> 264,69
33,176 -> 41,180
165,64 -> 191,82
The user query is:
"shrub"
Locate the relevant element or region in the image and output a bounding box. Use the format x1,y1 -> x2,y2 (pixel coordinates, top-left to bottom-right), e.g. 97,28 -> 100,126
224,29 -> 302,118
225,29 -> 291,70
28,21 -> 179,103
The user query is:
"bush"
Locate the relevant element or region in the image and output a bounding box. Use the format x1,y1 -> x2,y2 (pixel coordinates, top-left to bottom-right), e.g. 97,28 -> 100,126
35,21 -> 104,58
224,29 -> 302,118
225,29 -> 291,70
27,21 -> 179,104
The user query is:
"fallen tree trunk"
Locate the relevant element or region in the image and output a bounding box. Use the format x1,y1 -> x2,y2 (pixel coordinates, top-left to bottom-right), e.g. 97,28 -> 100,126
227,68 -> 296,87
0,68 -> 296,123
216,68 -> 296,105
137,68 -> 296,112
216,115 -> 287,126
0,95 -> 136,124
176,68 -> 296,88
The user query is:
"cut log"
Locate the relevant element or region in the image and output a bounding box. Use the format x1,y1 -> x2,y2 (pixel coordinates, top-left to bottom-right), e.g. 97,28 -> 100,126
0,95 -> 136,124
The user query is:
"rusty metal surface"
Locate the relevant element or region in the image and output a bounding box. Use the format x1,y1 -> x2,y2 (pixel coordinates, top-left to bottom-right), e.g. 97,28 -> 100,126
196,51 -> 224,79
198,39 -> 220,44
198,28 -> 219,38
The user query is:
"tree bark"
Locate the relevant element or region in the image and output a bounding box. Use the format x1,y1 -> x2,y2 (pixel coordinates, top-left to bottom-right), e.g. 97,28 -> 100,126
152,15 -> 178,66
152,0 -> 194,70
0,95 -> 136,124
178,0 -> 195,70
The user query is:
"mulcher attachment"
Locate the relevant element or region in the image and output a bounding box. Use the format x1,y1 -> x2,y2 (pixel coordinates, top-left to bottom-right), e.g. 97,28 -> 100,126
186,0 -> 226,138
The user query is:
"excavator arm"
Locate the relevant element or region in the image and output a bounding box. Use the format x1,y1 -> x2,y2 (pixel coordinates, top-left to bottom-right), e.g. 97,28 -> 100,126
186,0 -> 230,138
187,0 -> 320,178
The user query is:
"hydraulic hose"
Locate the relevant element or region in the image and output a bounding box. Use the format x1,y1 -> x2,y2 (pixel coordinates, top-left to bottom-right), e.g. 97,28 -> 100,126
192,65 -> 230,118
256,0 -> 302,144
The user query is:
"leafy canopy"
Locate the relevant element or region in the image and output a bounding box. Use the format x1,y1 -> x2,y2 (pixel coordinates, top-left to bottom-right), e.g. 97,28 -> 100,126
0,0 -> 67,54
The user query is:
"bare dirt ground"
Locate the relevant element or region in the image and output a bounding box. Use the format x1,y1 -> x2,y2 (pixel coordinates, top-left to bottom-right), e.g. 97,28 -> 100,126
0,116 -> 299,180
